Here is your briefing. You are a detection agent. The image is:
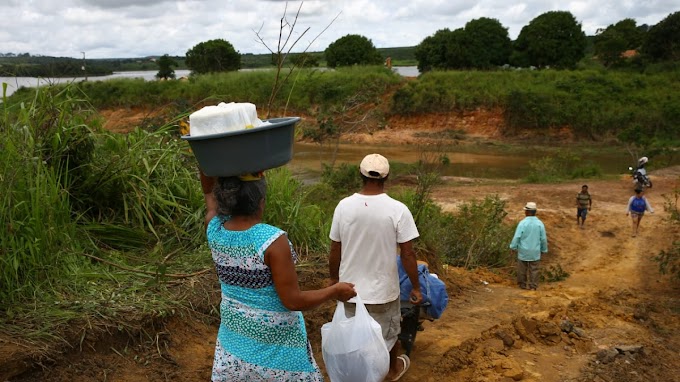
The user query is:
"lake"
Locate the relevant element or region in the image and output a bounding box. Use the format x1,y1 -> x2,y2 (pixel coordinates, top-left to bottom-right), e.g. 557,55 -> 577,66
0,67 -> 420,98
1,70 -> 191,98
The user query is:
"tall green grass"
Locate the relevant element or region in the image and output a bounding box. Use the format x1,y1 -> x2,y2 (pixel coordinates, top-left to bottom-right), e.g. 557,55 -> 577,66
0,86 -> 92,303
0,84 -> 209,307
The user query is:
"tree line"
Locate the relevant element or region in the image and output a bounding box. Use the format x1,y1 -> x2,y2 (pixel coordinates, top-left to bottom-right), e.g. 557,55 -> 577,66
178,10 -> 678,75
415,10 -> 680,71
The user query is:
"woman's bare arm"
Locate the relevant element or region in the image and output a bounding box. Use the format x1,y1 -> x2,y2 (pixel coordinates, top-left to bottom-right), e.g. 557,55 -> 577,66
266,236 -> 355,311
199,170 -> 218,227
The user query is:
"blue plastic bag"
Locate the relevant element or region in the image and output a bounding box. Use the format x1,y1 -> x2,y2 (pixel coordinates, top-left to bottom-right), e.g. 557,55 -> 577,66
397,256 -> 449,319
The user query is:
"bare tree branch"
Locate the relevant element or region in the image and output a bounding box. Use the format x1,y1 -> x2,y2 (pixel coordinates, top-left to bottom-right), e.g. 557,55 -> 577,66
255,1 -> 341,118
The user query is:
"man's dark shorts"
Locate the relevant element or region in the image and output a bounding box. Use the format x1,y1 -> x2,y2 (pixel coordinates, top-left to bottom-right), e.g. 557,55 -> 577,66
577,208 -> 588,219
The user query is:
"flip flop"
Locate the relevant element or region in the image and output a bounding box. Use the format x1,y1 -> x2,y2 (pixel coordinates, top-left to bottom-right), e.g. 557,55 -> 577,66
390,354 -> 410,381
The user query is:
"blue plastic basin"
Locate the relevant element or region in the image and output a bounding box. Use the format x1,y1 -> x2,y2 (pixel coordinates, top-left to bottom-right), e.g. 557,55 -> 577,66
181,117 -> 300,177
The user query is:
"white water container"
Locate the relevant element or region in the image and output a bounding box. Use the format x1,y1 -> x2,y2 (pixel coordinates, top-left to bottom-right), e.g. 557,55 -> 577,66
189,102 -> 263,136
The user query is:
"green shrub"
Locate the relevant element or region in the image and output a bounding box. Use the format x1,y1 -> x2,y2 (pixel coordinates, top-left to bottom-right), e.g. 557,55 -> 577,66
263,168 -> 330,257
655,243 -> 680,281
654,187 -> 680,281
392,190 -> 514,269
0,86 -> 93,303
320,163 -> 363,198
63,66 -> 402,118
542,264 -> 570,282
525,151 -> 602,183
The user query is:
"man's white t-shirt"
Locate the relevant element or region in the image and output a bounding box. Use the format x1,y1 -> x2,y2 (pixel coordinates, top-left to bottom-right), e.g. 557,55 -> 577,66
329,193 -> 419,304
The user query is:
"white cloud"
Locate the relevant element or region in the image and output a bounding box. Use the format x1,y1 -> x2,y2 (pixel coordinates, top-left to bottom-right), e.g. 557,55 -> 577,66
1,0 -> 677,58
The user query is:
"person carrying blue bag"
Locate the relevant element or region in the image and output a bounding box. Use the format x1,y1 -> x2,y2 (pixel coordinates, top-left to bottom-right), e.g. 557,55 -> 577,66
626,188 -> 654,237
396,256 -> 449,320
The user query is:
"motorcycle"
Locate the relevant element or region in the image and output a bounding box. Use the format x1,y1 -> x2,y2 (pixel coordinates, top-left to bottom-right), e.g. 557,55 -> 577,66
399,302 -> 433,356
628,166 -> 652,189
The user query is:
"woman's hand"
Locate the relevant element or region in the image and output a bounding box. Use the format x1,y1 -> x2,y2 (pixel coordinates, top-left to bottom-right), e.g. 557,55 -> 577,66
333,282 -> 356,302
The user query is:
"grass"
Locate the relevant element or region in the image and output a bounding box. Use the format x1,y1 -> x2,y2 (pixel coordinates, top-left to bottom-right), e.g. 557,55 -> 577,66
0,84 -> 214,347
6,66 -> 403,117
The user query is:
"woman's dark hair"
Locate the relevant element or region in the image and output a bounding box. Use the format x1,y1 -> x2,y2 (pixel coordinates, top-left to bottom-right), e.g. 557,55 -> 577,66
214,176 -> 266,216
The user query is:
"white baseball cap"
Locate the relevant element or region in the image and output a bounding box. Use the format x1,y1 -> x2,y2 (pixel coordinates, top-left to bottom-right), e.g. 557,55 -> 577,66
524,202 -> 537,210
359,154 -> 390,179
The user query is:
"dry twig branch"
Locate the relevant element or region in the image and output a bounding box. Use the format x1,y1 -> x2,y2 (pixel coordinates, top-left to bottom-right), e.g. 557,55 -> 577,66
253,1 -> 341,117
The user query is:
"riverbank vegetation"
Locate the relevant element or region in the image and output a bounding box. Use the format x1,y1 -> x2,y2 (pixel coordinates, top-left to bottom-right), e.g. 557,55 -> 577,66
8,65 -> 680,146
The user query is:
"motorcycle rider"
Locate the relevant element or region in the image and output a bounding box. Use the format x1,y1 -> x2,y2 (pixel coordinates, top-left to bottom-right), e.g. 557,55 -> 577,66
637,157 -> 648,176
632,157 -> 652,189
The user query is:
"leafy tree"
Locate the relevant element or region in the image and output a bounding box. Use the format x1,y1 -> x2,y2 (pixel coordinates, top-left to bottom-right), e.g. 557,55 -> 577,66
594,19 -> 646,67
464,18 -> 512,68
642,11 -> 680,62
290,52 -> 320,67
512,11 -> 587,68
415,19 -> 511,72
185,39 -> 240,74
442,29 -> 472,69
414,28 -> 473,71
415,29 -> 456,72
324,34 -> 382,68
155,54 -> 177,80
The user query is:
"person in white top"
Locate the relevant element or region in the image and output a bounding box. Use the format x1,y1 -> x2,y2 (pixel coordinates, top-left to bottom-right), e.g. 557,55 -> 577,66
329,153 -> 423,382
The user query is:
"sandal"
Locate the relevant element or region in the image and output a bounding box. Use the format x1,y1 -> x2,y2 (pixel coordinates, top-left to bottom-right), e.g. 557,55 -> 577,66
390,354 -> 410,381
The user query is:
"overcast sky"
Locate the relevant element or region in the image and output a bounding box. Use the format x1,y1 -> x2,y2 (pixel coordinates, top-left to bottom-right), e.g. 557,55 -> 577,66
1,0 -> 677,59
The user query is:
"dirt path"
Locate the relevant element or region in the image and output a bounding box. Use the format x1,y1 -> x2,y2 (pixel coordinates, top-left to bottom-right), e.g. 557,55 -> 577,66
402,172 -> 680,382
6,166 -> 679,382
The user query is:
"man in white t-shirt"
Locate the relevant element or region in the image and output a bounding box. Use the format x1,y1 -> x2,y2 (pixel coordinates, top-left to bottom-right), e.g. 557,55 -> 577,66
329,153 -> 423,382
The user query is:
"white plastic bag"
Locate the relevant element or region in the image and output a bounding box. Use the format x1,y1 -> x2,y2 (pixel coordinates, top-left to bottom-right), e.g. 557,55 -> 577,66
321,295 -> 390,382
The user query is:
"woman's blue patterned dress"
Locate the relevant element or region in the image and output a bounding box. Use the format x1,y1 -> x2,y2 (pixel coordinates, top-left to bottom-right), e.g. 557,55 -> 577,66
207,215 -> 323,381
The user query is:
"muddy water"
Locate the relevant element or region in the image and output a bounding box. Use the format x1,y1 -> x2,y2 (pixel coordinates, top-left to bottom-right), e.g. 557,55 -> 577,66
289,142 -> 632,179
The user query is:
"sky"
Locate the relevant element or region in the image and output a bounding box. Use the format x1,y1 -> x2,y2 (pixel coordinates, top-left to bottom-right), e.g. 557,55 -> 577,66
1,0 -> 678,59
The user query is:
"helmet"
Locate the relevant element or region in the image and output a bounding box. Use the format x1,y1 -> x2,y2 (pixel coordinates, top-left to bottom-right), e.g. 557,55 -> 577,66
638,157 -> 648,166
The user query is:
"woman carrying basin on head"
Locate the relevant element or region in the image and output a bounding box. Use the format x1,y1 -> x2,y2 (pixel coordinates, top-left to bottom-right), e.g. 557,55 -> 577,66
199,170 -> 356,381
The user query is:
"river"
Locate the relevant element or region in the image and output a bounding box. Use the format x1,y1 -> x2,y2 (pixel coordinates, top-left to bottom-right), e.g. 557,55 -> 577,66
289,142 -> 633,179
0,67 -> 420,98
